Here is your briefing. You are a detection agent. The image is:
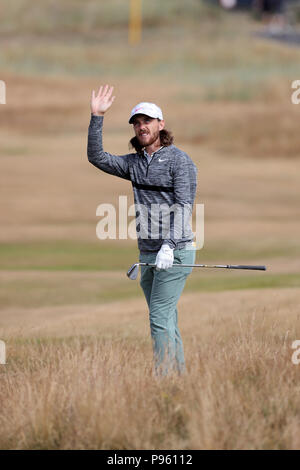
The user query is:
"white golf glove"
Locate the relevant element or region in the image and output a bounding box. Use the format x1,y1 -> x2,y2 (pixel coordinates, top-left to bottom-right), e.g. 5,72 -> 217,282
155,244 -> 174,270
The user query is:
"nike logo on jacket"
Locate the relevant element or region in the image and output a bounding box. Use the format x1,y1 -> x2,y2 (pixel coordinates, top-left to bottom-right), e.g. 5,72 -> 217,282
87,115 -> 198,253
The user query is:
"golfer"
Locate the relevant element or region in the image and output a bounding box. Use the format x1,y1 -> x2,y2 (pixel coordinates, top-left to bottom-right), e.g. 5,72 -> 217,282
87,85 -> 198,376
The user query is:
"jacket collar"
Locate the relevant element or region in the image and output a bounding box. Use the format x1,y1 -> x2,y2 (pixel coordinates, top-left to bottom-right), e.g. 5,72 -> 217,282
142,146 -> 165,159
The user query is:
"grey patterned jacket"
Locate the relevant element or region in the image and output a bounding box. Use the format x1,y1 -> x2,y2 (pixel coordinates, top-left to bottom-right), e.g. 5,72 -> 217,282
87,114 -> 198,253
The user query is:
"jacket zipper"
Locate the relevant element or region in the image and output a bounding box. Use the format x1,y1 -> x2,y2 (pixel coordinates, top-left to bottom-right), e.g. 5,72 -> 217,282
145,147 -> 164,177
146,160 -> 151,177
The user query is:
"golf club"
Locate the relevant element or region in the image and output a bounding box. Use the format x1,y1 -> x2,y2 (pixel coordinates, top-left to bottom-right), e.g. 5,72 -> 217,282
126,262 -> 267,280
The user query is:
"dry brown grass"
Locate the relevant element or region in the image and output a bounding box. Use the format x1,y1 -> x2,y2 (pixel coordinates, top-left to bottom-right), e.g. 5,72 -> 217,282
1,288 -> 300,450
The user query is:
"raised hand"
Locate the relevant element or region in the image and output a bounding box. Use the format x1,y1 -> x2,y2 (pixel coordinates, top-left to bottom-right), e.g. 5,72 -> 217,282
90,84 -> 115,116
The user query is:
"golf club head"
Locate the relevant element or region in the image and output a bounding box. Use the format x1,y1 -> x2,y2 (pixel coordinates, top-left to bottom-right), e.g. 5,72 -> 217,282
127,263 -> 139,280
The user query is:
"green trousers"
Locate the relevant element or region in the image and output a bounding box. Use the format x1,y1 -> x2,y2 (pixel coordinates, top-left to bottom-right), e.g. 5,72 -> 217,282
139,244 -> 196,376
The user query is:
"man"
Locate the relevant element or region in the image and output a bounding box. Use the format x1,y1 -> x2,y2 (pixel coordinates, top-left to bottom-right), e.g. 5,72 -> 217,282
87,84 -> 198,376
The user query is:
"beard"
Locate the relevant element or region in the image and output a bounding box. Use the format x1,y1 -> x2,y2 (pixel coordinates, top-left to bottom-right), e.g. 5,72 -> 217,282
136,129 -> 160,147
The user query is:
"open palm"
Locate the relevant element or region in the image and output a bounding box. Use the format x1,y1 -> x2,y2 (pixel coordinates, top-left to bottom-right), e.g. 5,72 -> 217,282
91,85 -> 115,115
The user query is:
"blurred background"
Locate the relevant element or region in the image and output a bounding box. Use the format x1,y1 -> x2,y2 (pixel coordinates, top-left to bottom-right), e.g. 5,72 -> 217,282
0,0 -> 300,310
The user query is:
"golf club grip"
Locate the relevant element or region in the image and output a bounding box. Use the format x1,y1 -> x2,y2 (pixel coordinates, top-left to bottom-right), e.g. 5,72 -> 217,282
228,265 -> 266,271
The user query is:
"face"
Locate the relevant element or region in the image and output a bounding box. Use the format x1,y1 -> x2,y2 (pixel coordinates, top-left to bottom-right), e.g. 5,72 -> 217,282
132,114 -> 165,147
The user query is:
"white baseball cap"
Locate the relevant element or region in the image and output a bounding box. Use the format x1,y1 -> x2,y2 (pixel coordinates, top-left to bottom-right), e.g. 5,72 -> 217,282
129,102 -> 163,124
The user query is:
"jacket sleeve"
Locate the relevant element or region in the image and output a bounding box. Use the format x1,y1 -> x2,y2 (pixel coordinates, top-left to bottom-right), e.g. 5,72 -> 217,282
162,153 -> 198,249
87,114 -> 131,180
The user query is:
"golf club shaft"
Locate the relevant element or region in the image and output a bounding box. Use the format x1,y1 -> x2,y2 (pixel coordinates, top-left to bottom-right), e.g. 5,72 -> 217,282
138,263 -> 266,271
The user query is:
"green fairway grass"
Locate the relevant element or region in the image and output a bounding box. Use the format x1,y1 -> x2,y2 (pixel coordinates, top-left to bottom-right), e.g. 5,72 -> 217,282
0,270 -> 298,309
0,240 -> 297,271
0,241 -> 138,271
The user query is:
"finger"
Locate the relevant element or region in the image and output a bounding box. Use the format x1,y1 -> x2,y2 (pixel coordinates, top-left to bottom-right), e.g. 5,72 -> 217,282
103,84 -> 109,96
108,96 -> 116,106
91,90 -> 95,100
106,86 -> 114,98
97,86 -> 103,97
